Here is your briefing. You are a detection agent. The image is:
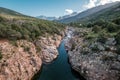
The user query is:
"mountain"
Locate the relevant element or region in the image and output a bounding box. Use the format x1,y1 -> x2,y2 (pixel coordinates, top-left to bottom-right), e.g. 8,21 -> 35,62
57,12 -> 78,20
37,12 -> 78,21
36,15 -> 57,21
57,1 -> 120,23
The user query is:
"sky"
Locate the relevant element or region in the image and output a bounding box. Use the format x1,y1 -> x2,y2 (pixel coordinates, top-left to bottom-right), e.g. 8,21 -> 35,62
0,0 -> 120,17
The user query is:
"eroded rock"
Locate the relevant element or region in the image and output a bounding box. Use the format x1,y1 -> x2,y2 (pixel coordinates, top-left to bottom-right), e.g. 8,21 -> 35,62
65,28 -> 120,80
0,40 -> 42,80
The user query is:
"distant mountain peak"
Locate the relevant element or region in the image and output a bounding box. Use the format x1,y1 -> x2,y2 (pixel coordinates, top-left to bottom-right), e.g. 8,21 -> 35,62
57,12 -> 78,20
36,15 -> 57,21
36,12 -> 78,21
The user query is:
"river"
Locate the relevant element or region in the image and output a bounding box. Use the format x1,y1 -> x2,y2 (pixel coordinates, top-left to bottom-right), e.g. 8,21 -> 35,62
33,40 -> 85,80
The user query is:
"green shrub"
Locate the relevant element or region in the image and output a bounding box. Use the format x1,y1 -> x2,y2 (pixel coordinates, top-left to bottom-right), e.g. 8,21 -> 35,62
0,16 -> 6,22
87,22 -> 94,28
23,46 -> 30,52
112,17 -> 120,25
71,43 -> 76,51
36,47 -> 41,53
106,22 -> 118,33
91,44 -> 99,51
102,55 -> 114,61
115,32 -> 120,45
85,32 -> 98,40
92,25 -> 101,33
97,31 -> 108,43
116,45 -> 120,54
0,51 -> 2,60
10,41 -> 18,47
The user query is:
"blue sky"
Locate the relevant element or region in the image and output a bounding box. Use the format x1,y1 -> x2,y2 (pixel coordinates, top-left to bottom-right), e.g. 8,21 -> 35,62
0,0 -> 89,17
0,0 -> 119,17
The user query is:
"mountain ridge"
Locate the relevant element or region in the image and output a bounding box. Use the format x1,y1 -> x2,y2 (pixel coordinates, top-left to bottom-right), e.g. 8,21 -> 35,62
57,1 -> 120,23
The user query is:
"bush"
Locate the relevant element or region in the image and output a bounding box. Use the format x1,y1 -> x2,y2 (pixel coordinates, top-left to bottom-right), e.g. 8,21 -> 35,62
106,22 -> 118,33
97,31 -> 108,43
87,22 -> 94,28
0,51 -> 2,60
115,32 -> 120,45
112,17 -> 120,25
71,43 -> 76,51
92,25 -> 101,33
0,16 -> 6,22
91,44 -> 99,51
10,41 -> 18,47
24,46 -> 30,52
116,45 -> 120,54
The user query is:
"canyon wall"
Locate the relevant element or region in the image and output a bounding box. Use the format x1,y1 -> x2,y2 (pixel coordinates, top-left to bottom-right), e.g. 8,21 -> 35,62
0,33 -> 63,80
65,28 -> 120,80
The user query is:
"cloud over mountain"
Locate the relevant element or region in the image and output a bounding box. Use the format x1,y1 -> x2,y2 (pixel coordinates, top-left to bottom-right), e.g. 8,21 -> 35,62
65,9 -> 73,15
84,0 -> 120,9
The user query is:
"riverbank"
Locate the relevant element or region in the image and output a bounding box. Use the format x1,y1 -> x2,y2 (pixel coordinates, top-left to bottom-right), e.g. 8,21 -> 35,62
0,33 -> 64,80
65,27 -> 120,80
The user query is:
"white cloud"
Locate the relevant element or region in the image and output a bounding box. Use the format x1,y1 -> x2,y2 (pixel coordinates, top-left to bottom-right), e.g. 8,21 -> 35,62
111,0 -> 120,2
84,0 -> 120,9
98,0 -> 111,5
65,9 -> 73,15
84,0 -> 97,8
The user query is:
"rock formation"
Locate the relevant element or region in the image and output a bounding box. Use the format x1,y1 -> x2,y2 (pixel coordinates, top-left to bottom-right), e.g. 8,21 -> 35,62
65,28 -> 120,80
35,34 -> 63,63
0,33 -> 63,80
0,40 -> 42,80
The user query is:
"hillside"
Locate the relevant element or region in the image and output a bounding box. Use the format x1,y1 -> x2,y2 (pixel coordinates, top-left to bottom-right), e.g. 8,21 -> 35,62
0,7 -> 65,80
65,15 -> 120,80
0,7 -> 26,16
58,1 -> 120,23
0,7 -> 64,41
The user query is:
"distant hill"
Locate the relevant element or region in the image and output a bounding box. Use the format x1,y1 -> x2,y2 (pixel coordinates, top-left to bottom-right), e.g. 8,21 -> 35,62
57,1 -> 120,23
36,15 -> 57,21
36,12 -> 78,21
0,7 -> 25,16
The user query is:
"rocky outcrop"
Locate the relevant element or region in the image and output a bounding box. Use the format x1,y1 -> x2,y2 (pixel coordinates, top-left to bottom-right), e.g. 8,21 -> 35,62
65,28 -> 120,80
0,40 -> 42,80
0,33 -> 63,80
35,34 -> 63,63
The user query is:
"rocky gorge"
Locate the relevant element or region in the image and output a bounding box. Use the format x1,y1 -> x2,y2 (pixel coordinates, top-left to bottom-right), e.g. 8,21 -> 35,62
65,28 -> 120,80
0,33 -> 64,80
0,26 -> 120,80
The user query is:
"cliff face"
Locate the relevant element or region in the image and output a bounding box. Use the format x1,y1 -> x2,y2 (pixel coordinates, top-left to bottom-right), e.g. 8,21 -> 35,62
0,33 -> 63,80
0,40 -> 42,80
35,34 -> 63,63
65,28 -> 120,80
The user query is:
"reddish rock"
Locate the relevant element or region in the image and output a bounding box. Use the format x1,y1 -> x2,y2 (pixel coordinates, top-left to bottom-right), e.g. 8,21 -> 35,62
0,40 -> 42,80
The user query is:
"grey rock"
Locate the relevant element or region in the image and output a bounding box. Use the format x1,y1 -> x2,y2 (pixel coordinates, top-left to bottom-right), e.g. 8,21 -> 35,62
65,28 -> 120,80
105,38 -> 116,45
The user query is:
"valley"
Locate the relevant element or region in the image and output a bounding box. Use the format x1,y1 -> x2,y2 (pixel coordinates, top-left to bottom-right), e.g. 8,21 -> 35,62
0,1 -> 120,80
